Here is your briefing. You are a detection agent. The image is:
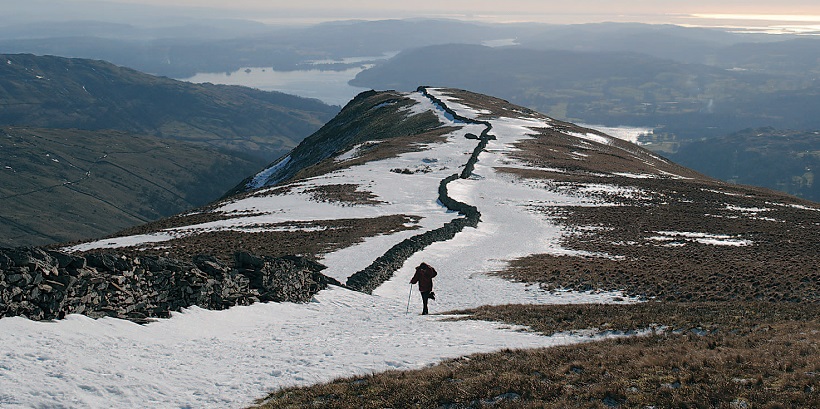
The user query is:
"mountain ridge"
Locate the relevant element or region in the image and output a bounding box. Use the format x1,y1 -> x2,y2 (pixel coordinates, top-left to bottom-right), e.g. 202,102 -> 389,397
42,88 -> 820,305
1,87 -> 817,408
0,53 -> 338,160
4,87 -> 815,320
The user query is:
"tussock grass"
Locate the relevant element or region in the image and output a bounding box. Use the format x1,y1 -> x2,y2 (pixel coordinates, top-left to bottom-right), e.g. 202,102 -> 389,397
253,303 -> 818,408
81,215 -> 420,262
305,184 -> 385,206
495,145 -> 819,304
451,302 -> 820,336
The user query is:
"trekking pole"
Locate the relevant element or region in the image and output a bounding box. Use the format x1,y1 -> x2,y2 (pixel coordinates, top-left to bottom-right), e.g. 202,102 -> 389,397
406,284 -> 413,315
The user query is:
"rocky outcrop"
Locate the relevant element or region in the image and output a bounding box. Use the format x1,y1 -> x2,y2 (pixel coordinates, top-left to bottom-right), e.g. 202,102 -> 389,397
0,247 -> 336,323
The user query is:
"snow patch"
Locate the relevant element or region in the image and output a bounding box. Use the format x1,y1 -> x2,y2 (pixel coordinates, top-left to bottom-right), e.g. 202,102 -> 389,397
567,131 -> 611,146
650,231 -> 753,247
371,101 -> 396,110
563,183 -> 653,202
612,172 -> 655,179
426,88 -> 492,119
702,189 -> 744,197
0,275 -> 635,409
64,233 -> 178,252
247,155 -> 291,189
335,141 -> 380,162
402,91 -> 465,123
725,205 -> 771,214
766,202 -> 820,212
579,124 -> 653,145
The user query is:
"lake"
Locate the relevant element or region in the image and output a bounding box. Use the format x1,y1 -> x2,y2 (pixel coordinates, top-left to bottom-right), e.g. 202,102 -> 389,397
578,124 -> 654,145
180,66 -> 372,106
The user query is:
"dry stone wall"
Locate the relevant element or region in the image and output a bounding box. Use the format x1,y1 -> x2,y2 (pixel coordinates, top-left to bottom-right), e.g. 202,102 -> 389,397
345,87 -> 491,293
0,247 -> 336,323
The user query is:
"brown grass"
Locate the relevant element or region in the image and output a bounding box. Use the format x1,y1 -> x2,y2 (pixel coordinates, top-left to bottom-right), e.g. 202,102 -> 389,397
492,135 -> 819,304
499,249 -> 819,304
433,89 -> 545,121
290,127 -> 456,183
252,302 -> 819,408
449,302 -> 820,336
305,184 -> 385,206
81,215 -> 420,262
502,125 -> 704,179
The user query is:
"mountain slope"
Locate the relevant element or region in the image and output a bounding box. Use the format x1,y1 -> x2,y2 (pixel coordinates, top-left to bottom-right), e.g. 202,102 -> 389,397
0,53 -> 339,246
0,126 -> 264,247
0,53 -> 338,160
1,88 -> 817,408
61,87 -> 818,302
669,127 -> 819,202
349,44 -> 774,130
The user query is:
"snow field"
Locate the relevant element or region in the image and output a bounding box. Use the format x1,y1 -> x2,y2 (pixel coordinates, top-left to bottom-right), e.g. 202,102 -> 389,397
0,285 -> 630,409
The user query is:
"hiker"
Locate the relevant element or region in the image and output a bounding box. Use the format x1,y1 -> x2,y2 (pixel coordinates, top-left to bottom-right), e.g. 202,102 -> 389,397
410,262 -> 437,315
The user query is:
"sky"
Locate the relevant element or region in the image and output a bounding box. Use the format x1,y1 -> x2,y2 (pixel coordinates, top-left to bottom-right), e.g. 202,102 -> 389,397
6,0 -> 820,29
96,0 -> 820,14
58,0 -> 820,25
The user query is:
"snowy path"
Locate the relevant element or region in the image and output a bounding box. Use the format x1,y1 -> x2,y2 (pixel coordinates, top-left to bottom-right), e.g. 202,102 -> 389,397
0,89 -> 636,408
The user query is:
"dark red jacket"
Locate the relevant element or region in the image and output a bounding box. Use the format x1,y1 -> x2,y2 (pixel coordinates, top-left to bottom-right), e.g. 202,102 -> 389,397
410,264 -> 437,292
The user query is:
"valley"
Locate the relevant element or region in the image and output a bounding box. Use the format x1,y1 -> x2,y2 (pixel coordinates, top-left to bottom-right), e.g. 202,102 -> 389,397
0,54 -> 338,247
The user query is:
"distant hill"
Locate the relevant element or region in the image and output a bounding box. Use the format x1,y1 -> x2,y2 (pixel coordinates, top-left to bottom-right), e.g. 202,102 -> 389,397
350,44 -> 820,200
0,53 -> 339,161
669,127 -> 819,202
0,54 -> 339,246
0,19 -> 528,78
349,44 -> 787,135
0,126 -> 264,246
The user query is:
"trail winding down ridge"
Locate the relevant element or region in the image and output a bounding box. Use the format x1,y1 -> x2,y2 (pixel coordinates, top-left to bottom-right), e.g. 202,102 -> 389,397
345,87 -> 496,293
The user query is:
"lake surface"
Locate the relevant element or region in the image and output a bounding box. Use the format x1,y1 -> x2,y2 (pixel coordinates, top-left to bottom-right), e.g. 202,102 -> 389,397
579,124 -> 654,144
180,66 -> 372,106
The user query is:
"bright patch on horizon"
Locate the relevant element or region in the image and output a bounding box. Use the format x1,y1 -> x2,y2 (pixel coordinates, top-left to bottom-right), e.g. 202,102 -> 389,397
691,14 -> 820,23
